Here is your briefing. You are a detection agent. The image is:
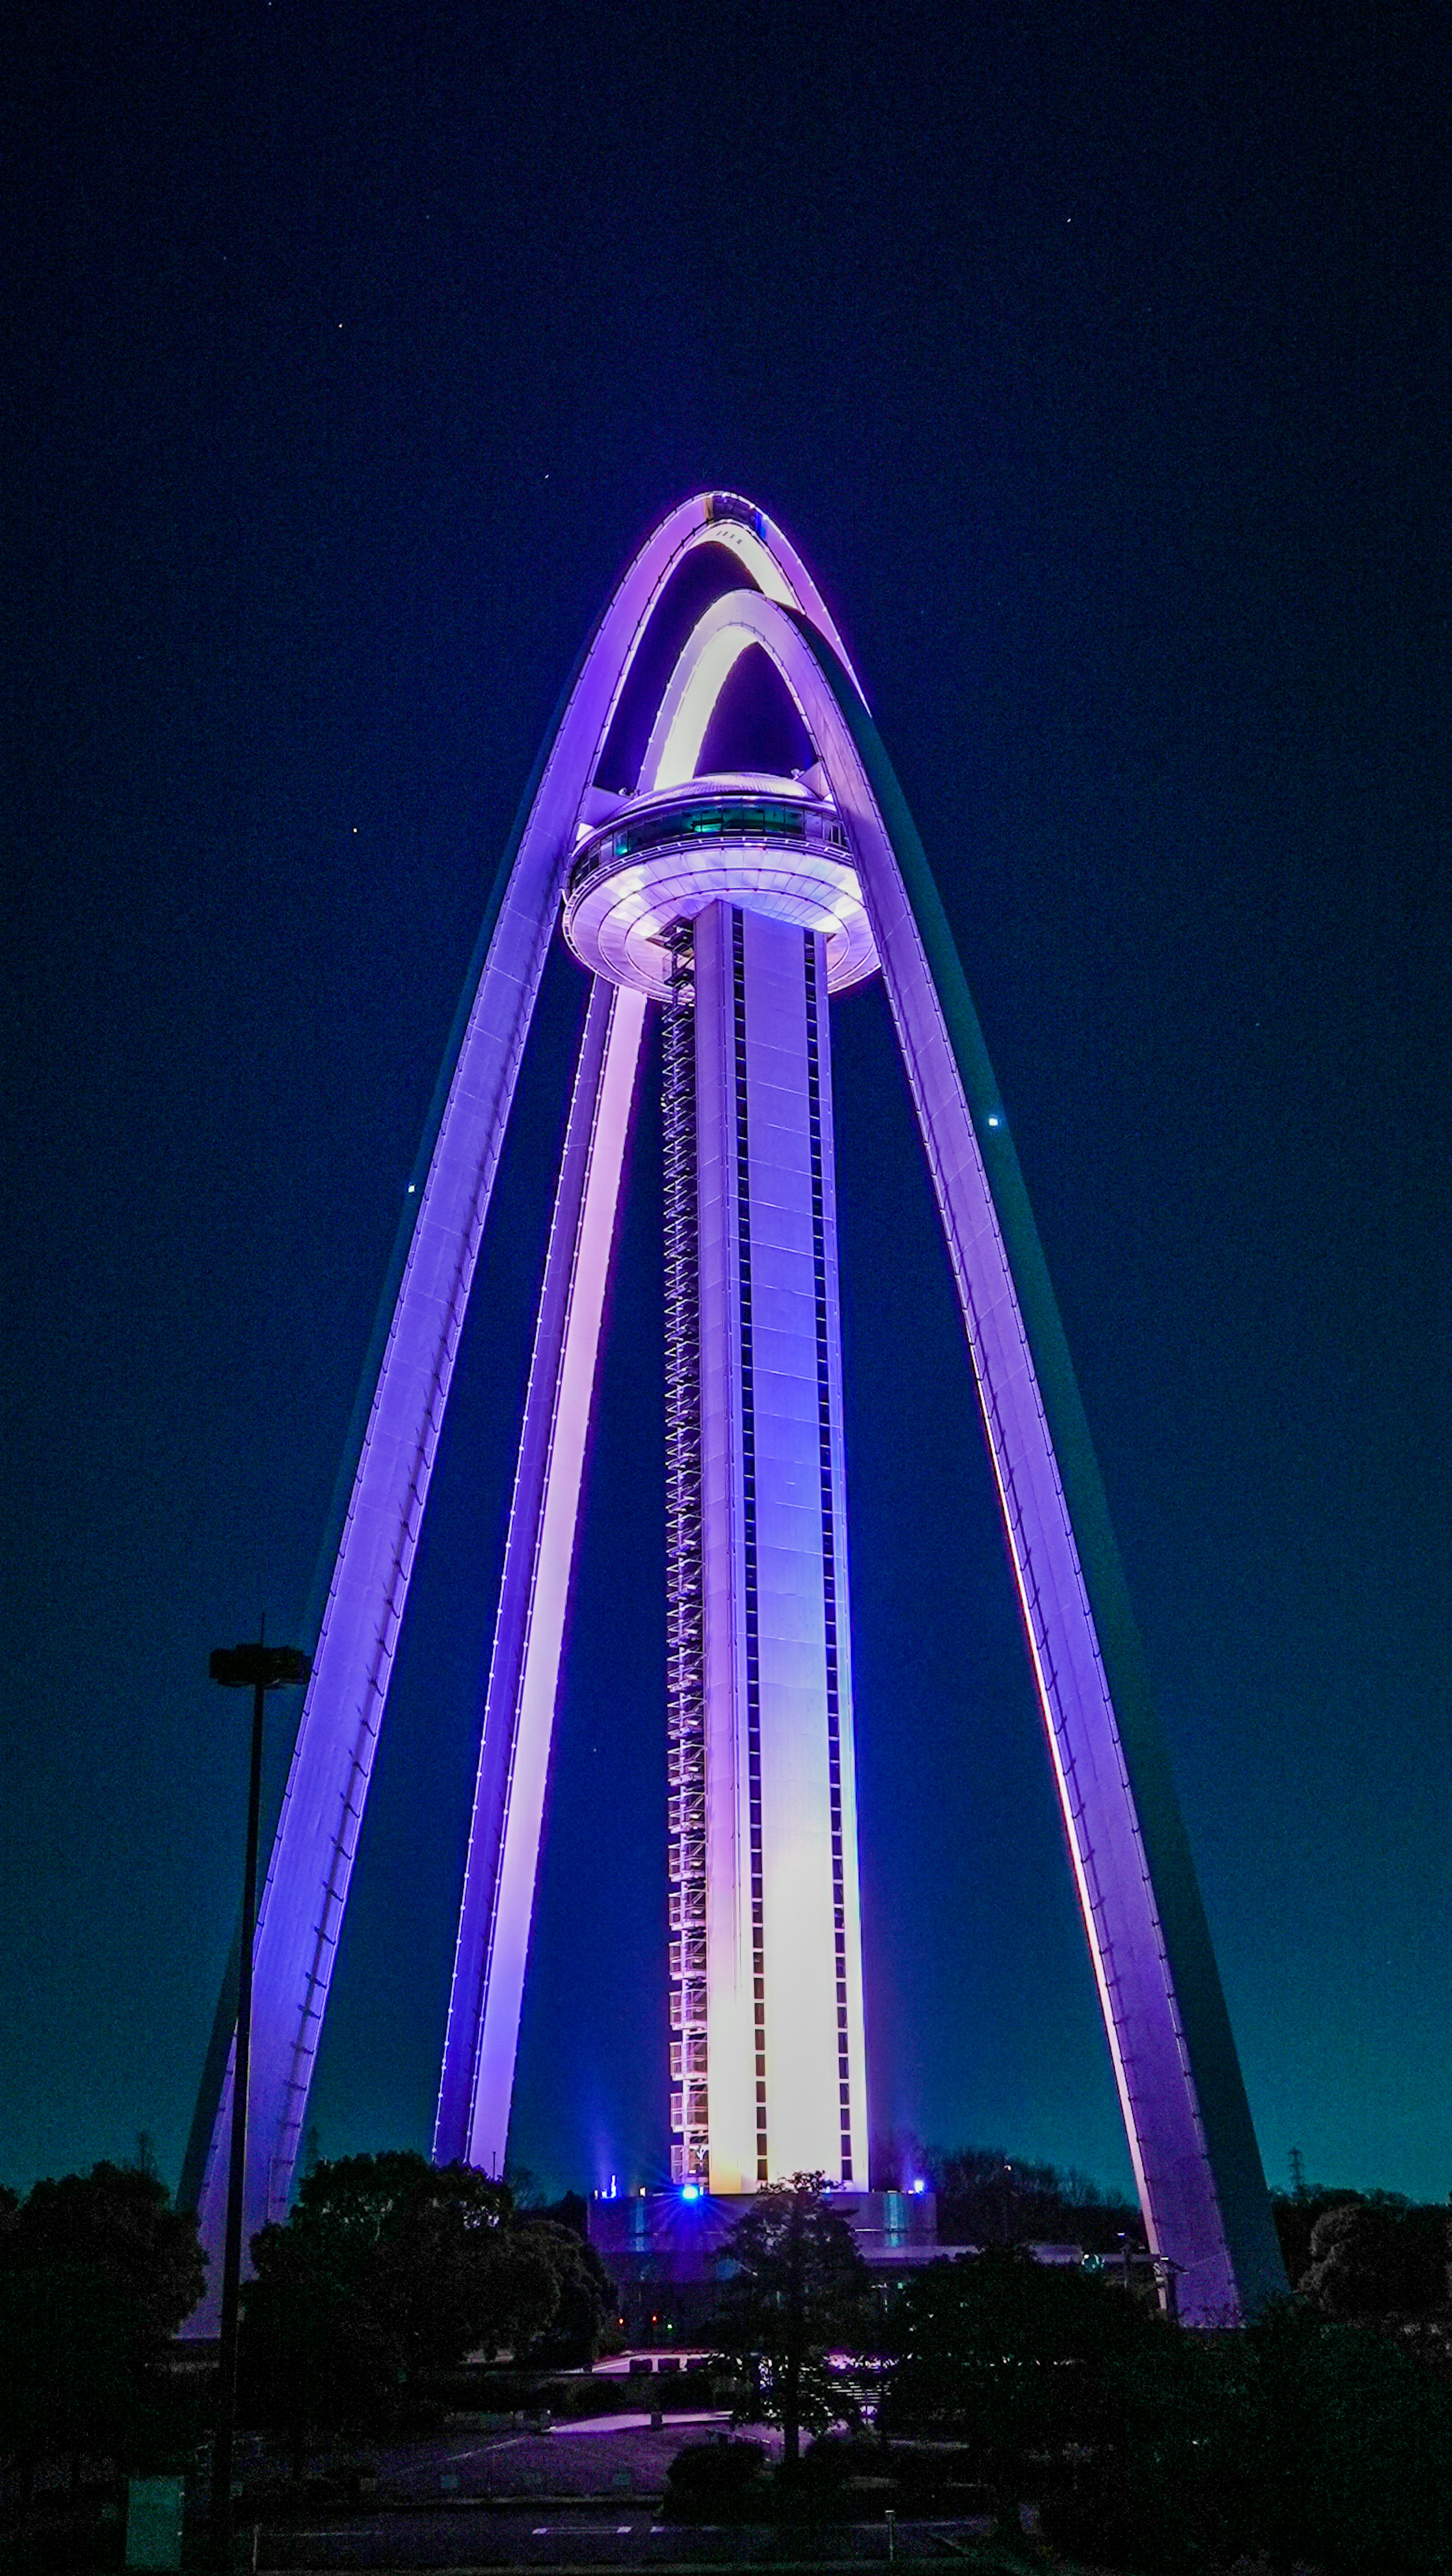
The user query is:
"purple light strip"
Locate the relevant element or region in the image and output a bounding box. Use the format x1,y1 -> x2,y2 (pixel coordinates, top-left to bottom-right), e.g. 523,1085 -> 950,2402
435,978 -> 646,2176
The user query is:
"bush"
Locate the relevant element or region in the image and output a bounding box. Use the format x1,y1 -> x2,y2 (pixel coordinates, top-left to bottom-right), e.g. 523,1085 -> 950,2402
1037,2464 -> 1136,2570
662,2437 -> 770,2521
791,2432 -> 860,2489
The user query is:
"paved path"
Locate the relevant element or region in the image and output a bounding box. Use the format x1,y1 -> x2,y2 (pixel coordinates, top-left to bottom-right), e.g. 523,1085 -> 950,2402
371,2414 -> 754,2507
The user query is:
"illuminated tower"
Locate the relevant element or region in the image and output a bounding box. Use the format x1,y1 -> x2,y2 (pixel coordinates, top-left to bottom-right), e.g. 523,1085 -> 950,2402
182,494 -> 1286,2326
558,794 -> 875,2190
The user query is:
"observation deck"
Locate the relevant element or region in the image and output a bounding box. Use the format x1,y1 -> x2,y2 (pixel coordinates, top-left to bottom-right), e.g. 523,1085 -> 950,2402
562,771 -> 880,1001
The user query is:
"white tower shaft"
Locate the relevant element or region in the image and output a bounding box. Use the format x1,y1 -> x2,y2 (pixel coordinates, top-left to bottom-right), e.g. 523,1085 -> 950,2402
692,900 -> 868,2190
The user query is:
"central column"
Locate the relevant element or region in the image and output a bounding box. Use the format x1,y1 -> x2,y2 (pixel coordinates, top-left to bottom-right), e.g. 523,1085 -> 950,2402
692,899 -> 868,2192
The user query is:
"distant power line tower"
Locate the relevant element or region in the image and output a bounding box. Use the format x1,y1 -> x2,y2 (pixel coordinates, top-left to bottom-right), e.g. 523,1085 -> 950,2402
182,493 -> 1286,2327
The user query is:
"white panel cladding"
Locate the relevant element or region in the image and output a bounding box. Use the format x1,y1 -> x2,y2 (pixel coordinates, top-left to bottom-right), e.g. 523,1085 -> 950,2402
694,896 -> 867,2191
694,901 -> 757,2193
740,907 -> 841,2179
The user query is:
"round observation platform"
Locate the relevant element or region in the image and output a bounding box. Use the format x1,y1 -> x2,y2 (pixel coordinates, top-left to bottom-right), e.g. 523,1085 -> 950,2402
562,772 -> 880,1002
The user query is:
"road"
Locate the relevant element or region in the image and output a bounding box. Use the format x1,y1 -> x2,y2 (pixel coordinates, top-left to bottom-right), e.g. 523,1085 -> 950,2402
234,2412 -> 997,2567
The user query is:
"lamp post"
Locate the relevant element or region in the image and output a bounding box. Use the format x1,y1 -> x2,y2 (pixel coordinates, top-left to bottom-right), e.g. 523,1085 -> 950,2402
206,1638 -> 310,2570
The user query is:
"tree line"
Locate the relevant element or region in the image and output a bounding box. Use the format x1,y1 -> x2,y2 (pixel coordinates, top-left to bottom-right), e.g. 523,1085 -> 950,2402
3,2145 -> 1449,2572
923,2141 -> 1146,2252
919,2140 -> 1452,2318
0,2151 -> 612,2509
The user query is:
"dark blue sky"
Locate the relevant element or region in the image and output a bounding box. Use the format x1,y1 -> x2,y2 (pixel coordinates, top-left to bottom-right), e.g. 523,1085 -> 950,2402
4,0 -> 1448,2210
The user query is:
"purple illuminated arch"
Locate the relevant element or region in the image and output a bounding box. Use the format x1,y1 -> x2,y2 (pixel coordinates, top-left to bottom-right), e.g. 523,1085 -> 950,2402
433,975 -> 646,2175
182,496 -> 845,2323
183,496 -> 1284,2330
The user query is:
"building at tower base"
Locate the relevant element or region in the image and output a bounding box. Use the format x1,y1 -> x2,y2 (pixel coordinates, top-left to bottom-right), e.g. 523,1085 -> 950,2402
586,2190 -> 1161,2346
589,2187 -> 940,2343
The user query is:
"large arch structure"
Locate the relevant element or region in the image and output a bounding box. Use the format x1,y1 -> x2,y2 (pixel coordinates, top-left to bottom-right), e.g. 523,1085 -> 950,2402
182,493 -> 1285,2328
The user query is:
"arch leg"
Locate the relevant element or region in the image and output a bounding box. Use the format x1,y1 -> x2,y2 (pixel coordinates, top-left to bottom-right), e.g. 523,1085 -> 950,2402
435,979 -> 647,2173
630,580 -> 1285,2322
181,496 -> 829,2325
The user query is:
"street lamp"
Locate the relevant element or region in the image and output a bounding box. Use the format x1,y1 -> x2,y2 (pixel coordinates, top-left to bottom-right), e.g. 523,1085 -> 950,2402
206,1637 -> 310,2571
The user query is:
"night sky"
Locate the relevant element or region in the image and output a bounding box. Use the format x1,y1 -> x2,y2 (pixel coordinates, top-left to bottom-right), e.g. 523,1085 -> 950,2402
5,0 -> 1448,2215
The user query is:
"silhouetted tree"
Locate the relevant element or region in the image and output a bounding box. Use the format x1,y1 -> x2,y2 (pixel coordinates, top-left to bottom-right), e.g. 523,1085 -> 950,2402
882,2246 -> 1151,2530
1271,2185 -> 1452,2322
5,2162 -> 203,2342
1037,2297 -> 1452,2576
929,2145 -> 1143,2254
240,2151 -> 611,2464
716,2175 -> 868,2471
1246,2299 -> 1452,2573
1211,2299 -> 1452,2576
519,2211 -> 615,2365
0,2163 -> 203,2497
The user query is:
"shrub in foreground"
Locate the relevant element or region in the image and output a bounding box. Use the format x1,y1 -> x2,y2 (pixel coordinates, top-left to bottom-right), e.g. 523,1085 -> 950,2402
1038,2299 -> 1452,2576
662,2437 -> 770,2521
